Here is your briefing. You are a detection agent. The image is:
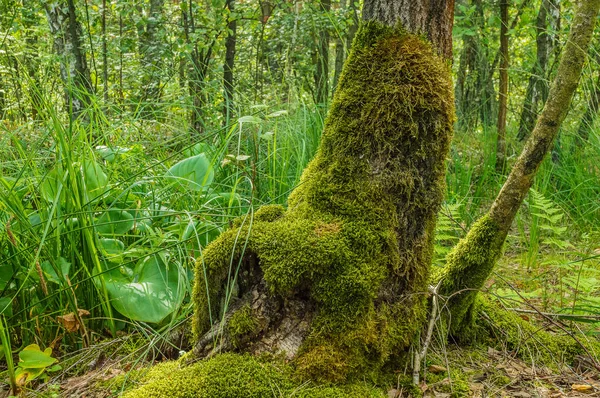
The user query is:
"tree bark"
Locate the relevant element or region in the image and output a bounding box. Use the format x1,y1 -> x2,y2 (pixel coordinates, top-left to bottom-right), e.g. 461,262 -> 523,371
455,0 -> 495,132
362,0 -> 454,58
517,0 -> 559,141
496,0 -> 509,173
313,0 -> 331,105
440,0 -> 600,334
101,0 -> 109,103
332,0 -> 347,93
137,0 -> 164,116
45,0 -> 93,118
222,0 -> 237,125
192,0 -> 456,384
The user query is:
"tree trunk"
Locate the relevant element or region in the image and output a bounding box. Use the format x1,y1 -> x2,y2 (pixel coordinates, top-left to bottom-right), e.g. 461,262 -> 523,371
575,61 -> 600,147
45,0 -> 93,118
496,0 -> 509,173
332,0 -> 347,93
517,0 -> 559,141
455,0 -> 493,133
101,0 -> 109,103
138,0 -> 164,117
192,0 -> 455,383
222,0 -> 237,125
440,0 -> 600,335
313,0 -> 331,105
182,0 -> 214,137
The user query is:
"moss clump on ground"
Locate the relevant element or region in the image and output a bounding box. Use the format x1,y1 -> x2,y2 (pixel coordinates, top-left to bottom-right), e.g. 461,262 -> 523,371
192,19 -> 454,383
477,297 -> 600,369
123,353 -> 385,398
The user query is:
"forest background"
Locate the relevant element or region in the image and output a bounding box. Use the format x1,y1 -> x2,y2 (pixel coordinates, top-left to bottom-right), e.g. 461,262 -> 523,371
0,0 -> 600,395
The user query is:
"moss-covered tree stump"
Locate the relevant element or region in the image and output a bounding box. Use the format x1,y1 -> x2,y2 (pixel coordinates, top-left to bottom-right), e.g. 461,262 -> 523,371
191,21 -> 454,383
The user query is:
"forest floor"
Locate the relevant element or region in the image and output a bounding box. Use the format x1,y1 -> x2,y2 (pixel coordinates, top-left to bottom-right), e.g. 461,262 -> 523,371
11,339 -> 598,398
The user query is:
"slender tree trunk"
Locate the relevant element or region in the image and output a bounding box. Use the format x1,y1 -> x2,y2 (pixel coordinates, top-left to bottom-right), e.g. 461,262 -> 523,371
0,75 -> 5,119
138,0 -> 164,116
346,0 -> 359,50
313,0 -> 331,105
517,0 -> 559,141
182,0 -> 214,137
118,14 -> 124,104
101,0 -> 108,103
441,0 -> 600,334
223,0 -> 237,125
332,0 -> 347,92
496,0 -> 509,172
45,0 -> 93,118
455,0 -> 485,132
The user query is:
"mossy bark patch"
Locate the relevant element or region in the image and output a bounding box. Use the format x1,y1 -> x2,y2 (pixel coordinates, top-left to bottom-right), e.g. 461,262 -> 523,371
192,20 -> 455,382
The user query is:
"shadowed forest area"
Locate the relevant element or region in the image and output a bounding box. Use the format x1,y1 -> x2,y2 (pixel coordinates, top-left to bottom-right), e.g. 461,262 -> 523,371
1,0 -> 600,396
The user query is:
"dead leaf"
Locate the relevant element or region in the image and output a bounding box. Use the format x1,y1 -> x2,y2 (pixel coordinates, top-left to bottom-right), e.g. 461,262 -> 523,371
571,384 -> 594,393
57,309 -> 90,332
428,364 -> 446,374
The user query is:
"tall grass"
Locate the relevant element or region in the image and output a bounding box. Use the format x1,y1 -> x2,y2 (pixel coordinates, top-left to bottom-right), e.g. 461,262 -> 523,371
0,90 -> 324,363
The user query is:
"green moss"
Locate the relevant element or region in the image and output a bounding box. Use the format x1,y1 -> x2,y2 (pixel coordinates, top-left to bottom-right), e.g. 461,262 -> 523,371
478,297 -> 600,369
227,304 -> 259,348
435,215 -> 505,334
193,20 -> 454,383
123,353 -> 385,398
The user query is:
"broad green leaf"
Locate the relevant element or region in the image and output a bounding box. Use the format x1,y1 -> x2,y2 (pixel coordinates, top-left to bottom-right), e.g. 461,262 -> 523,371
183,142 -> 213,157
238,115 -> 262,124
99,238 -> 125,257
0,263 -> 12,290
82,160 -> 109,200
18,344 -> 57,369
166,154 -> 214,192
0,297 -> 11,317
40,169 -> 64,203
95,145 -> 131,162
40,257 -> 71,284
100,254 -> 186,323
15,366 -> 45,385
96,209 -> 134,235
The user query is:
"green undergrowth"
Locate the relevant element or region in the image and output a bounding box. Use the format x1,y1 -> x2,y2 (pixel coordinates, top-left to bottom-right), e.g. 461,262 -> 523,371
192,19 -> 455,383
122,353 -> 386,398
477,297 -> 600,368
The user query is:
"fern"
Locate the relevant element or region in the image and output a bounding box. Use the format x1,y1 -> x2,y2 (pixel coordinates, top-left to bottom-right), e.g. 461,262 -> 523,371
433,203 -> 464,267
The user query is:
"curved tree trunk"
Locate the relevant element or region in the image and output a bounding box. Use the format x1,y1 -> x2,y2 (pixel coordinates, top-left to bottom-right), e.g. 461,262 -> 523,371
192,0 -> 455,383
496,0 -> 509,173
439,0 -> 600,335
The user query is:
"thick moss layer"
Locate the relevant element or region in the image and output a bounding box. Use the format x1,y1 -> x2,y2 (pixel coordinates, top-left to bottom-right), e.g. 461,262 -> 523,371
478,297 -> 600,368
193,20 -> 454,382
435,215 -> 505,334
123,353 -> 385,398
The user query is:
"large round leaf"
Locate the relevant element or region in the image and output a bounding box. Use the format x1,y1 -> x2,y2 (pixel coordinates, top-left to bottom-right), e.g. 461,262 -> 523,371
100,254 -> 186,323
95,209 -> 134,235
40,169 -> 64,203
166,154 -> 214,191
82,160 -> 109,200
